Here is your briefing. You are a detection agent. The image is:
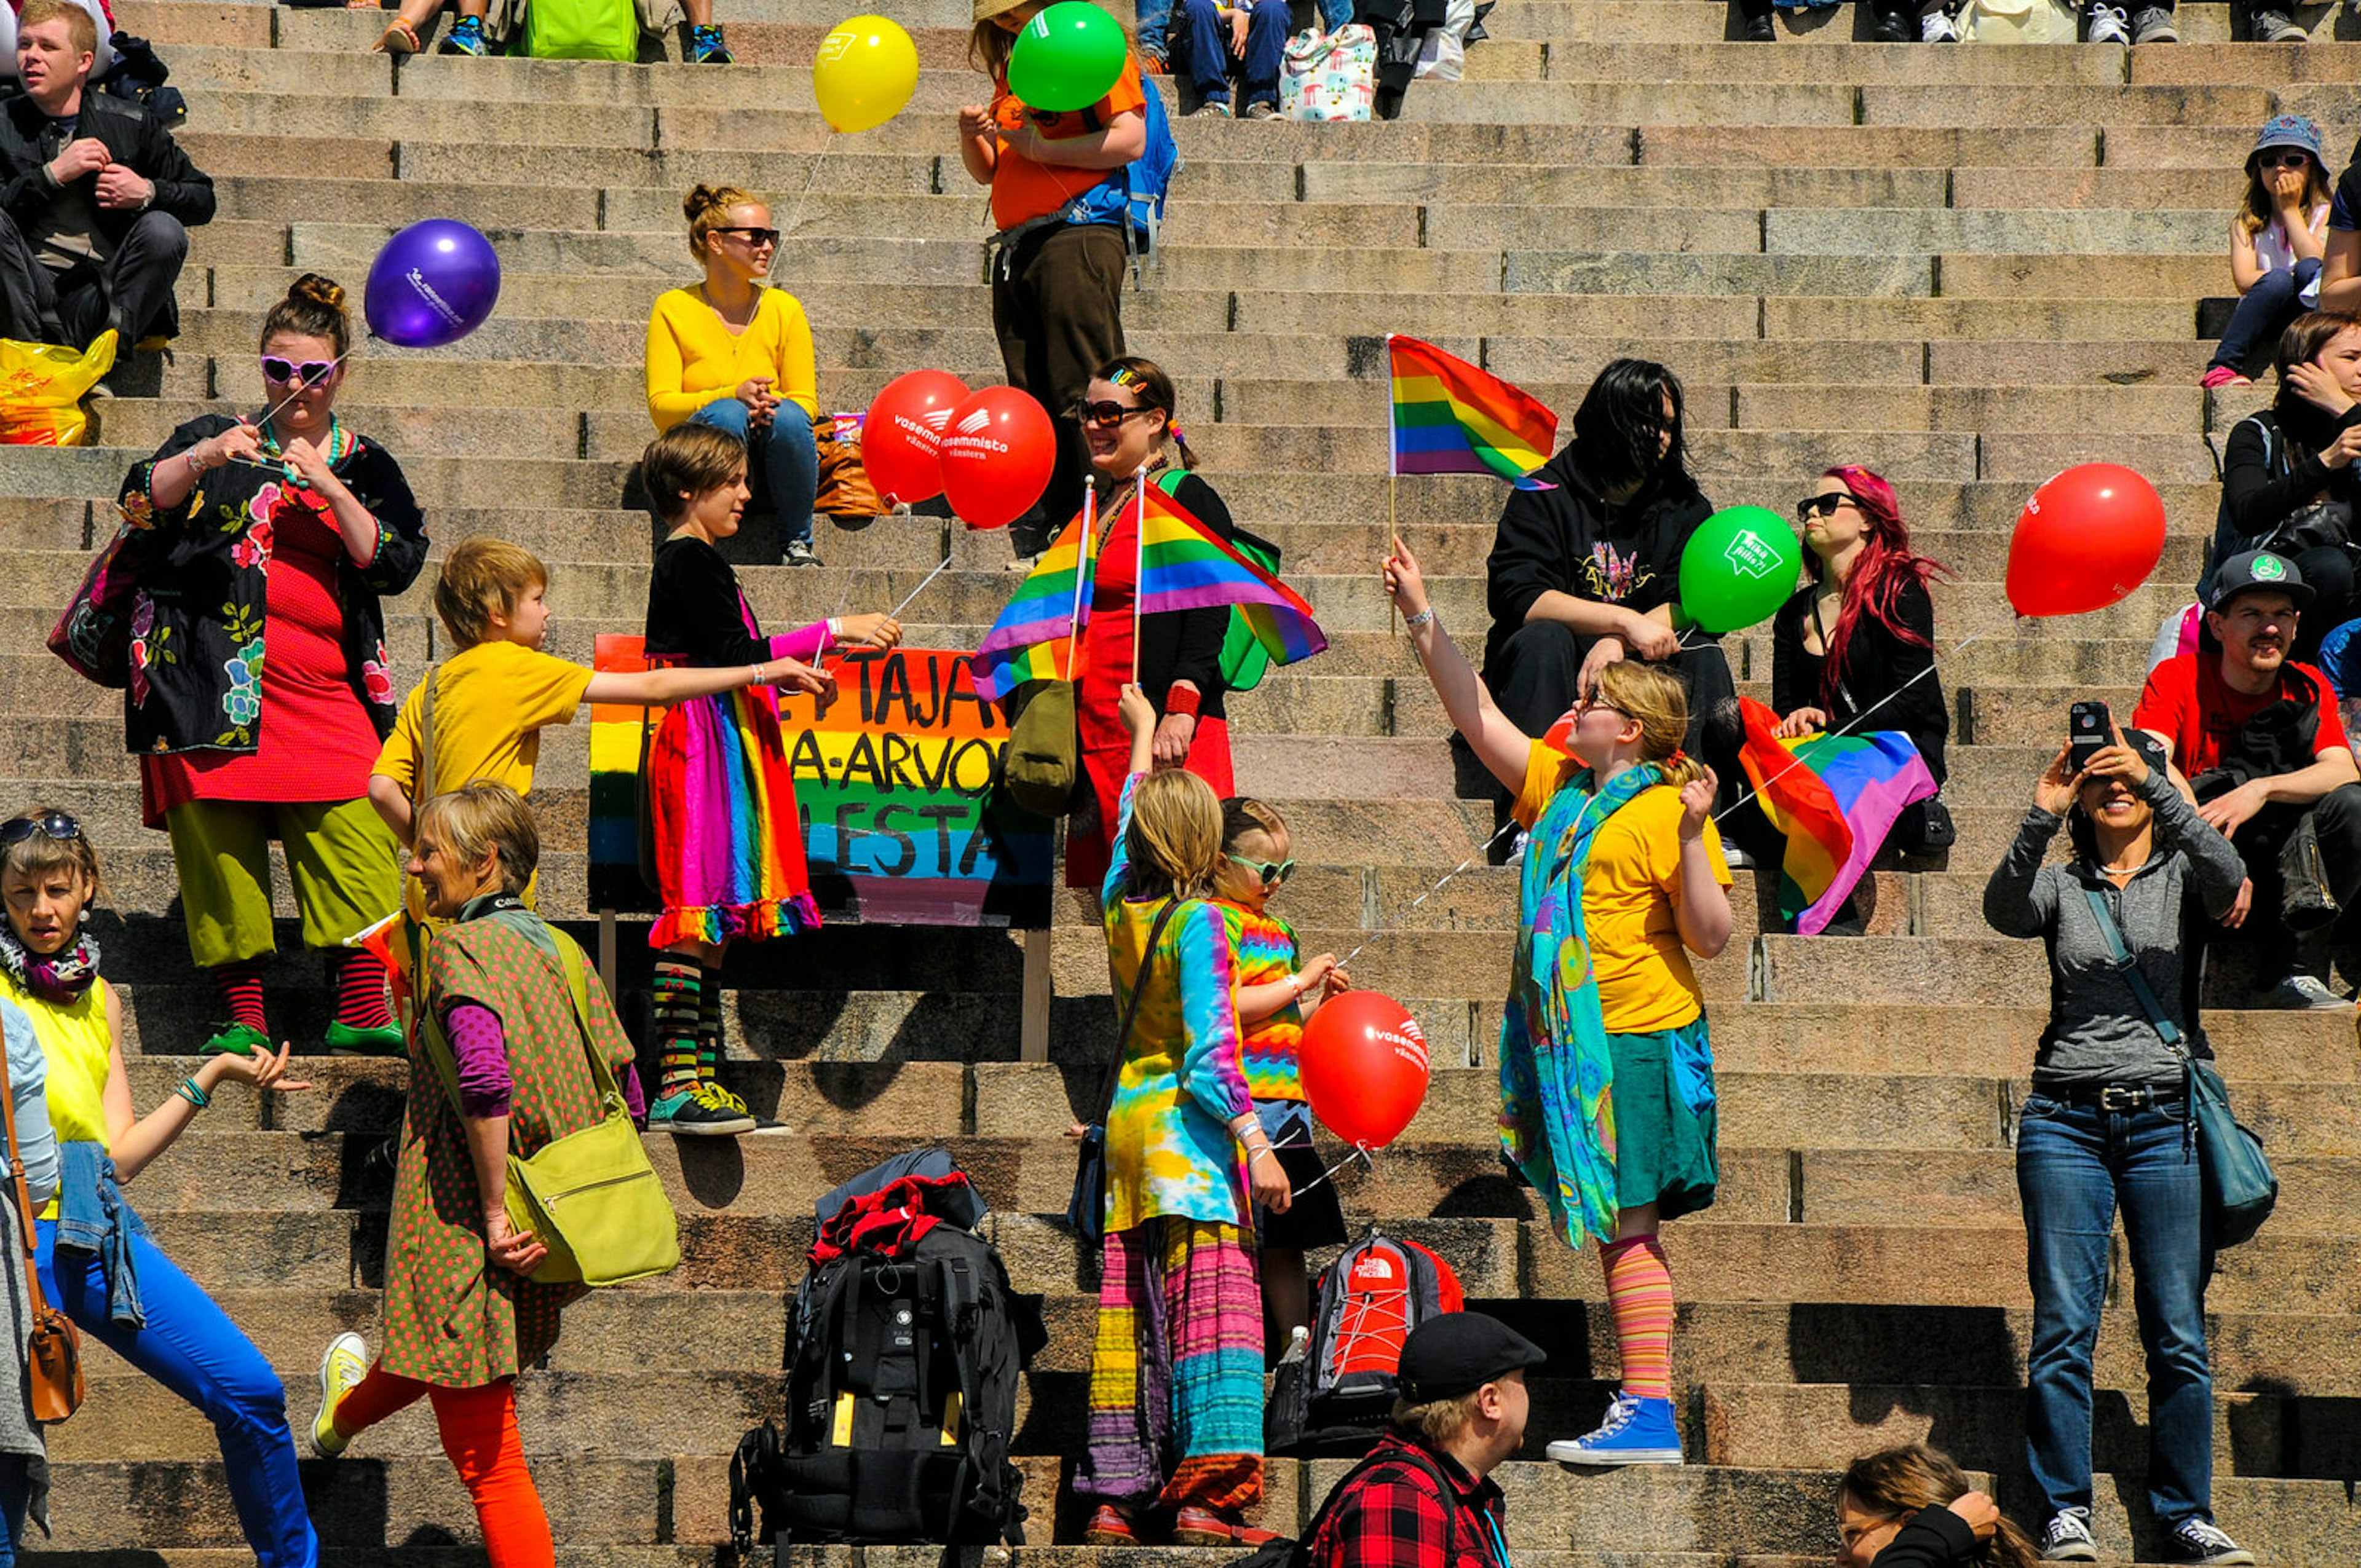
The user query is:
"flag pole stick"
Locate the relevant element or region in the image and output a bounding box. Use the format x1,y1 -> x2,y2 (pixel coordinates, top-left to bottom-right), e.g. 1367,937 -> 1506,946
1130,462 -> 1147,686
1066,476 -> 1094,685
1385,336 -> 1399,637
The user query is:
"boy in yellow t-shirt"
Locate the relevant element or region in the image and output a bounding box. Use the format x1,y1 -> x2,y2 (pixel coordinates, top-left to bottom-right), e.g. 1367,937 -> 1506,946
368,536 -> 845,850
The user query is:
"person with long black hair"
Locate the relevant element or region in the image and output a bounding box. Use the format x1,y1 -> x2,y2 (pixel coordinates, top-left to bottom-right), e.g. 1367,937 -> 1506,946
1471,359 -> 1731,845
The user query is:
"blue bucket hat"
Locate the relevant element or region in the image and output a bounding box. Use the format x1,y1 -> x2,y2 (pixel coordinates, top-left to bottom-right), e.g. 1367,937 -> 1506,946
2250,114 -> 2326,173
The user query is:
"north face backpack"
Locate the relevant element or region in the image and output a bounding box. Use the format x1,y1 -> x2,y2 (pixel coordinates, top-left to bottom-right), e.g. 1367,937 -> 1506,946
1266,1227 -> 1465,1454
729,1160 -> 1044,1551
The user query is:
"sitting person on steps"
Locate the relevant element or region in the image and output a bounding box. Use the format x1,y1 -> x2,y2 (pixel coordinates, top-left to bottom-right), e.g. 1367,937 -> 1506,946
2203,116 -> 2331,390
1174,0 -> 1291,119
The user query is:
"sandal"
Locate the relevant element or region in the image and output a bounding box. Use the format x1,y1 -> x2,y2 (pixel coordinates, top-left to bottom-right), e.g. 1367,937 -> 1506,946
372,17 -> 421,53
1083,1504 -> 1139,1546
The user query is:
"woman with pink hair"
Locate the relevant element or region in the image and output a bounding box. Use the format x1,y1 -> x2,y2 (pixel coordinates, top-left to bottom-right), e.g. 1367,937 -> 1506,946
1771,465 -> 1954,854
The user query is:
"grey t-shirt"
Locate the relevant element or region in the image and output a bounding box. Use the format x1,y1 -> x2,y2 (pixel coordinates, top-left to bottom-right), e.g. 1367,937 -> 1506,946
31,112 -> 107,270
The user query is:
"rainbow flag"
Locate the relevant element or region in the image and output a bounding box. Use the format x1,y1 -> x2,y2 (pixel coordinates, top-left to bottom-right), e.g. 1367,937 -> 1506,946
1734,697 -> 1937,936
1131,484 -> 1327,665
1388,334 -> 1560,490
970,513 -> 1093,702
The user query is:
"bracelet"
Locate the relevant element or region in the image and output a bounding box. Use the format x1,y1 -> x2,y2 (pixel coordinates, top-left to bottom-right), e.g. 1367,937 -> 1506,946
749,663 -> 765,685
1404,607 -> 1436,631
175,1074 -> 210,1111
186,448 -> 210,479
1286,972 -> 1303,997
826,617 -> 842,644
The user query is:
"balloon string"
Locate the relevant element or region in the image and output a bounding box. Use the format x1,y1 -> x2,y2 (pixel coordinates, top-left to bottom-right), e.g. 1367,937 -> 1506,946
890,550 -> 955,621
769,135 -> 834,270
1337,817 -> 1522,972
1289,1141 -> 1372,1199
1711,630 -> 1983,825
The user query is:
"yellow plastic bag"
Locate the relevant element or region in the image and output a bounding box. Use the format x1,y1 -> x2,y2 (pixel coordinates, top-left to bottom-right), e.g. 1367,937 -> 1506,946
0,331 -> 116,446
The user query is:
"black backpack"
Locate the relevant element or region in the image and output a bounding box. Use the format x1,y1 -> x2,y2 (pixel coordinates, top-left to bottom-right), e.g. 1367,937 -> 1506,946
729,1159 -> 1043,1551
1227,1442 -> 1461,1568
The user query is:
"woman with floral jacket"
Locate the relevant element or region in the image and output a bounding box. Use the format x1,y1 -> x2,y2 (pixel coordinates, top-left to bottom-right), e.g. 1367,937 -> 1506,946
116,274 -> 426,1058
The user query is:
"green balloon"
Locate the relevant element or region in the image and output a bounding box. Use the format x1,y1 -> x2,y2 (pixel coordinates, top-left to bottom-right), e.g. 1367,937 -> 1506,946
1006,1 -> 1129,113
1677,505 -> 1804,634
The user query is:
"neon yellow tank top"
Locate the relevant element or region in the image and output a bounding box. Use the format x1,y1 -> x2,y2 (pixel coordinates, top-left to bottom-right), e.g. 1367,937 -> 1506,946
2,973 -> 113,1222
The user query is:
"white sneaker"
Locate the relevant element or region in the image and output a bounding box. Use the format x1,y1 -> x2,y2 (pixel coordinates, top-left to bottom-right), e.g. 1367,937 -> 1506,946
2130,4 -> 2180,37
1922,9 -> 1962,38
2086,2 -> 2130,39
1722,843 -> 1757,870
312,1331 -> 370,1459
2257,972 -> 2352,1010
2040,1508 -> 2099,1562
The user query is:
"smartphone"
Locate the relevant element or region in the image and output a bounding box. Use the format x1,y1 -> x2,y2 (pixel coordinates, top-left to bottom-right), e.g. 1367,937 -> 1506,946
2068,700 -> 2111,773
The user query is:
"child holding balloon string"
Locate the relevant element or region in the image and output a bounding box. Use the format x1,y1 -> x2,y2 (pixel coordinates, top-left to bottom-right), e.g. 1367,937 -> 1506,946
1385,532 -> 1732,1471
1212,796 -> 1351,1359
636,423 -> 904,1137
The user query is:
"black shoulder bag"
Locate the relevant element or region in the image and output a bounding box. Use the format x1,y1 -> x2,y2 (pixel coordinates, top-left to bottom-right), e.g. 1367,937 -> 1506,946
1064,899 -> 1182,1246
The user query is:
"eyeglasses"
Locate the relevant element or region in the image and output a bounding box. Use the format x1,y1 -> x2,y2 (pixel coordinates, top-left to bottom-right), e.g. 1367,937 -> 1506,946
261,357 -> 336,387
1573,693 -> 1626,718
714,226 -> 781,247
0,813 -> 82,848
2258,152 -> 2314,171
1797,492 -> 1859,522
1074,400 -> 1157,429
1227,853 -> 1295,888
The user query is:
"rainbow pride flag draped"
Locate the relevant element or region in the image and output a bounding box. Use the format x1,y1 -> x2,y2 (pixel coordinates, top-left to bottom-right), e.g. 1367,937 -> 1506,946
970,513 -> 1094,702
1734,696 -> 1937,936
1388,334 -> 1560,490
1131,483 -> 1328,665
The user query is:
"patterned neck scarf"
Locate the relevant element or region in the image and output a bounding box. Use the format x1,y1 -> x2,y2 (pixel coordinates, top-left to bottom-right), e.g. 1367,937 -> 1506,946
0,922 -> 101,1004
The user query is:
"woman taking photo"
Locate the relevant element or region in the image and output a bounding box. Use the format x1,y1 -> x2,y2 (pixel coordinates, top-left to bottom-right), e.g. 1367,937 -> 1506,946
0,809 -> 317,1567
119,274 -> 426,1061
1474,359 -> 1731,840
645,184 -> 823,565
1386,537 -> 1732,1469
1062,355 -> 1240,890
1075,685 -> 1286,1549
1982,725 -> 2254,1568
1833,1442 -> 2033,1568
1771,465 -> 1952,851
2201,309 -> 2361,662
311,782 -> 649,1567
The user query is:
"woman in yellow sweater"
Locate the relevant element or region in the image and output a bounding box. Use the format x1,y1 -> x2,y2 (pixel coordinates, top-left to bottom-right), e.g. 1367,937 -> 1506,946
645,184 -> 825,565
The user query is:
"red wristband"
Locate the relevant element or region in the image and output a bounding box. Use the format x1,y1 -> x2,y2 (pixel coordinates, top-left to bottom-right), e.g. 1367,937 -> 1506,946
1165,685 -> 1201,719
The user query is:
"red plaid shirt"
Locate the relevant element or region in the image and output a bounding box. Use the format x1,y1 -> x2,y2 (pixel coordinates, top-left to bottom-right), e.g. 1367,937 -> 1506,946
1306,1432 -> 1509,1568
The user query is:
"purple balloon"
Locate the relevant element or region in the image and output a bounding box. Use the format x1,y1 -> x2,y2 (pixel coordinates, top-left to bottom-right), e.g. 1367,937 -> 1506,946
364,219 -> 501,349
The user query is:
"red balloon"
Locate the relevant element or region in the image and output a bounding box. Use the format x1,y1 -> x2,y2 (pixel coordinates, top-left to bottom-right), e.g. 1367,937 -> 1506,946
2006,463 -> 2167,618
1300,991 -> 1431,1151
862,369 -> 967,506
939,385 -> 1055,530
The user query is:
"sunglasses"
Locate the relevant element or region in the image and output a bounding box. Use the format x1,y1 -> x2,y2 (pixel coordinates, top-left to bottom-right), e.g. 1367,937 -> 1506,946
0,812 -> 82,848
2258,152 -> 2314,171
715,226 -> 781,247
1227,853 -> 1295,888
1797,492 -> 1858,522
1074,400 -> 1157,429
261,357 -> 337,387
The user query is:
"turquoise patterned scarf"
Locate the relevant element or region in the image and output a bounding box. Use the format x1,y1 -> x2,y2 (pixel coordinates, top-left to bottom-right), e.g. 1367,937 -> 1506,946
1497,760 -> 1662,1248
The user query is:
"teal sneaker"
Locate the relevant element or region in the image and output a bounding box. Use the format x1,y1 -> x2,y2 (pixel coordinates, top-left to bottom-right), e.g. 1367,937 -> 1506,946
1546,1392 -> 1684,1467
200,1022 -> 269,1058
650,1087 -> 753,1137
325,1021 -> 405,1057
438,15 -> 488,55
312,1331 -> 370,1459
689,22 -> 733,61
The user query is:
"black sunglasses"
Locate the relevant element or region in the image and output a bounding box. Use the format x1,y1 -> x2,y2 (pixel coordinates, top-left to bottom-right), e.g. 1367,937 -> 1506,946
261,357 -> 337,387
1797,492 -> 1858,522
0,813 -> 82,848
1073,400 -> 1157,429
2257,152 -> 2314,171
714,226 -> 781,246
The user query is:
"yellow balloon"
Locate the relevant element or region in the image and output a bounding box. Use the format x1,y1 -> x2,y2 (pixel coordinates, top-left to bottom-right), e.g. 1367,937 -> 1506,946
813,14 -> 920,134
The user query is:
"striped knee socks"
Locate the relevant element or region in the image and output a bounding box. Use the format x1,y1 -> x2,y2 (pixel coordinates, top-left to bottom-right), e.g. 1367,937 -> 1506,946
652,960 -> 702,1101
1600,1235 -> 1675,1401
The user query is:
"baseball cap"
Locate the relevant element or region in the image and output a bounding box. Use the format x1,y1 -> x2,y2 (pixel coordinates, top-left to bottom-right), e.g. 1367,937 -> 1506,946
1396,1312 -> 1547,1404
2210,549 -> 2313,611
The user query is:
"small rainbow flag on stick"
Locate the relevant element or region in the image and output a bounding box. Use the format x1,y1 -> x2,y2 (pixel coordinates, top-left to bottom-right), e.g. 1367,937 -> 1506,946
1734,697 -> 1937,936
1388,333 -> 1560,490
970,511 -> 1096,702
1131,483 -> 1327,667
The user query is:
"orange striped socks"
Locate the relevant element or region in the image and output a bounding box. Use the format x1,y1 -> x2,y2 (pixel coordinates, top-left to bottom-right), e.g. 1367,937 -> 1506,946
1600,1235 -> 1675,1401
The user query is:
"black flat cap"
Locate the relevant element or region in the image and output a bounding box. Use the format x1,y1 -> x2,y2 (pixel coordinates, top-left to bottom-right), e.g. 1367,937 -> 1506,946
1396,1312 -> 1547,1404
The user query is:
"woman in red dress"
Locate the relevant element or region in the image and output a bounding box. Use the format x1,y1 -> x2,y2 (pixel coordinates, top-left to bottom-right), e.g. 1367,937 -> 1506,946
1066,356 -> 1238,889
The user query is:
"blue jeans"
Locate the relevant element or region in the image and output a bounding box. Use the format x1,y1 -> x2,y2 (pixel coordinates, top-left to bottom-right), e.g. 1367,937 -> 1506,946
0,1454 -> 28,1566
2211,257 -> 2320,374
37,1220 -> 318,1567
689,395 -> 818,548
1174,0 -> 1293,108
1144,0 -> 1350,52
2016,1095 -> 2215,1530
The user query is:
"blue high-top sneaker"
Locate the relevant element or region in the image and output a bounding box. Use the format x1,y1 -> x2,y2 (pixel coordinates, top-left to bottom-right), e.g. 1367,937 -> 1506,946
1545,1390 -> 1684,1467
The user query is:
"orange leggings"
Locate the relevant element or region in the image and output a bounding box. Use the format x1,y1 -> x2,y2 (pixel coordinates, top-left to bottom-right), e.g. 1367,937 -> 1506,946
336,1365 -> 553,1568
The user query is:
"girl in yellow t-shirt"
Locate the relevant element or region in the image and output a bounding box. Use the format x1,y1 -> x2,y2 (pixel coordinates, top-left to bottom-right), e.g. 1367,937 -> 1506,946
1384,537 -> 1732,1472
644,184 -> 824,566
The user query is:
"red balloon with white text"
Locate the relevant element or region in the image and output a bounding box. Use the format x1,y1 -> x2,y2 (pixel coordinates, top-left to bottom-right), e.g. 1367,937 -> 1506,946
2006,463 -> 2167,618
1300,991 -> 1431,1150
939,385 -> 1056,530
862,369 -> 967,506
